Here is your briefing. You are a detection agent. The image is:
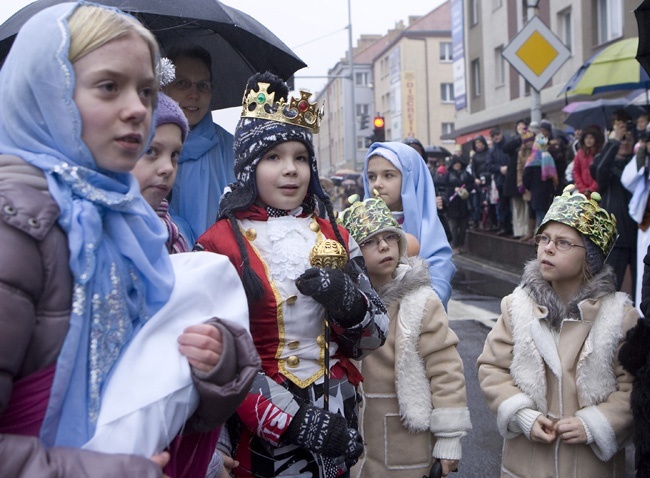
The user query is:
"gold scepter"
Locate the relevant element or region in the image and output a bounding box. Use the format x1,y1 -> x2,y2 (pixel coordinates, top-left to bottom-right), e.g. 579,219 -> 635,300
308,239 -> 348,411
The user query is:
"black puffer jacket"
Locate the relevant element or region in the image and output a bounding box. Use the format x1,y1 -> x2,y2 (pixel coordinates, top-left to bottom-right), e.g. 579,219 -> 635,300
590,141 -> 637,249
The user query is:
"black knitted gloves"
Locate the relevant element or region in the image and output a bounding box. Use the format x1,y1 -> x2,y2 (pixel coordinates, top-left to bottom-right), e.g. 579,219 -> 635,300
285,404 -> 364,459
295,267 -> 367,327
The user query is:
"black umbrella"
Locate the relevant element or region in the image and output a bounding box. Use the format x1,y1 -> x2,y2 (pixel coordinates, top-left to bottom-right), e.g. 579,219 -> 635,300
636,0 -> 650,76
562,98 -> 646,130
0,0 -> 307,110
425,145 -> 452,159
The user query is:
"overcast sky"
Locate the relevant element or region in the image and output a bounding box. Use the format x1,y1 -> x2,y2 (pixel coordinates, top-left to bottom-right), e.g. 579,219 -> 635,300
0,0 -> 445,132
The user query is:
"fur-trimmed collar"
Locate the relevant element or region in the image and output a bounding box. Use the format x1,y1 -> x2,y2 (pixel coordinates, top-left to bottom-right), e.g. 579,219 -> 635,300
376,255 -> 431,307
520,259 -> 616,329
508,283 -> 629,413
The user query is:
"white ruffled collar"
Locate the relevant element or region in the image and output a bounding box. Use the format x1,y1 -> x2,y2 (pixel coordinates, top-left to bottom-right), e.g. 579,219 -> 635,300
266,215 -> 314,281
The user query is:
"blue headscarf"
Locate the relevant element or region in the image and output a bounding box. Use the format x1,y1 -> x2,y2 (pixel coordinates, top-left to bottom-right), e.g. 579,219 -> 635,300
363,142 -> 455,307
0,2 -> 174,447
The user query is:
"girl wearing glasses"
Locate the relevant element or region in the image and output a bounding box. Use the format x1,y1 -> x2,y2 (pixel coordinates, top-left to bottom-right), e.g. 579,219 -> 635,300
339,196 -> 471,478
478,185 -> 637,477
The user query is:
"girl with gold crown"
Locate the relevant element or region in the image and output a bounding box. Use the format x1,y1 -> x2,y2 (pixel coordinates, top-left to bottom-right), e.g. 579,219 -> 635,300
477,185 -> 637,477
196,72 -> 389,478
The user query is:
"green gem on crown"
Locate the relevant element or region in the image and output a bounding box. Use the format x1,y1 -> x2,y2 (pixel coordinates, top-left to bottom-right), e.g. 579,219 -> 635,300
256,93 -> 266,104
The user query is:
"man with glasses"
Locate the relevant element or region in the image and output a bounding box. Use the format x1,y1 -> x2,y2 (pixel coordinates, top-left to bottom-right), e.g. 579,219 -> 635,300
164,46 -> 236,244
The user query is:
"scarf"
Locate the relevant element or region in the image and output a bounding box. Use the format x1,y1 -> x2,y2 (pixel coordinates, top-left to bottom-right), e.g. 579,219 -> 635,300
0,2 -> 174,447
525,146 -> 558,184
157,199 -> 190,254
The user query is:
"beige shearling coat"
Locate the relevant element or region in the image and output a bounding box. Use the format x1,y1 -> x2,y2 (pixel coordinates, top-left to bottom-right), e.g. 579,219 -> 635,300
477,261 -> 637,478
352,257 -> 471,478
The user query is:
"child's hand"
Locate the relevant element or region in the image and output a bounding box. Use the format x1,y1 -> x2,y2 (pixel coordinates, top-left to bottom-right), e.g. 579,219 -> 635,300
150,451 -> 171,477
530,415 -> 556,443
220,452 -> 239,478
285,404 -> 364,459
555,417 -> 587,444
178,324 -> 223,373
441,459 -> 459,476
296,268 -> 366,327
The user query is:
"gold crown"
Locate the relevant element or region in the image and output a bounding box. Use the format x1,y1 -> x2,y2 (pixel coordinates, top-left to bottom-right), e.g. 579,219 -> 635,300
241,82 -> 324,133
539,185 -> 618,256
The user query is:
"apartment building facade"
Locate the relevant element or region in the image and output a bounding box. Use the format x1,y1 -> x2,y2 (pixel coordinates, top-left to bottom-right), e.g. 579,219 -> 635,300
453,0 -> 639,141
314,1 -> 454,174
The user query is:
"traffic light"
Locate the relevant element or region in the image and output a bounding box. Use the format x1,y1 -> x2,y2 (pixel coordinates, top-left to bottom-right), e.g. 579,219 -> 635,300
359,114 -> 369,130
372,115 -> 386,142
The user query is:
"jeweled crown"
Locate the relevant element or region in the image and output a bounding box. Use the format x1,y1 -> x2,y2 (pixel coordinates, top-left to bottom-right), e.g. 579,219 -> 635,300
240,82 -> 324,133
539,185 -> 618,256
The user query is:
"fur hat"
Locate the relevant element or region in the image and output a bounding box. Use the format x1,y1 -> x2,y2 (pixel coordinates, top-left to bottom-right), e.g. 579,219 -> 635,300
220,72 -> 326,217
580,125 -> 605,151
155,93 -> 189,142
338,195 -> 407,257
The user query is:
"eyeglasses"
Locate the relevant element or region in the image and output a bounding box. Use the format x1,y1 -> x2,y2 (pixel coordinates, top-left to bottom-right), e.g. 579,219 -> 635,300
168,78 -> 212,94
534,234 -> 585,251
360,232 -> 401,250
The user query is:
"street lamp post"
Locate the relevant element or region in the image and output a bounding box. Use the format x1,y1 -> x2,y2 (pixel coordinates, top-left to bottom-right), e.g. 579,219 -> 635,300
347,0 -> 357,171
527,0 -> 542,125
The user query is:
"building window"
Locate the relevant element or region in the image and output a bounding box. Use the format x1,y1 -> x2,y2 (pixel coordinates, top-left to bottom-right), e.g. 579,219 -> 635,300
470,0 -> 479,26
355,72 -> 369,86
597,0 -> 622,44
441,83 -> 455,103
439,42 -> 453,62
493,0 -> 503,9
442,122 -> 455,136
558,8 -> 572,52
356,104 -> 369,116
495,46 -> 505,86
357,136 -> 371,149
471,59 -> 481,98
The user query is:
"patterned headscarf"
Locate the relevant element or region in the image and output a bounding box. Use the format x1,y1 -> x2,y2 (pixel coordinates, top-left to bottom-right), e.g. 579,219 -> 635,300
0,2 -> 173,447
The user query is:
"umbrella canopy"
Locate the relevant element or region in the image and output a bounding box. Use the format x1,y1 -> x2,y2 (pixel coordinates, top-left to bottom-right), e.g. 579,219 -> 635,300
635,0 -> 650,76
0,0 -> 306,110
559,37 -> 650,96
626,88 -> 650,107
562,98 -> 646,130
425,145 -> 452,159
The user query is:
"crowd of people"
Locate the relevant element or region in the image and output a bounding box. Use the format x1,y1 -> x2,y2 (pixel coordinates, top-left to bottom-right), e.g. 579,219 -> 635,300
3,2 -> 650,478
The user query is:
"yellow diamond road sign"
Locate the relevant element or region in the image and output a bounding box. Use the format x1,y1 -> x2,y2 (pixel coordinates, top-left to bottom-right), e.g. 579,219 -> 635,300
502,16 -> 570,92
